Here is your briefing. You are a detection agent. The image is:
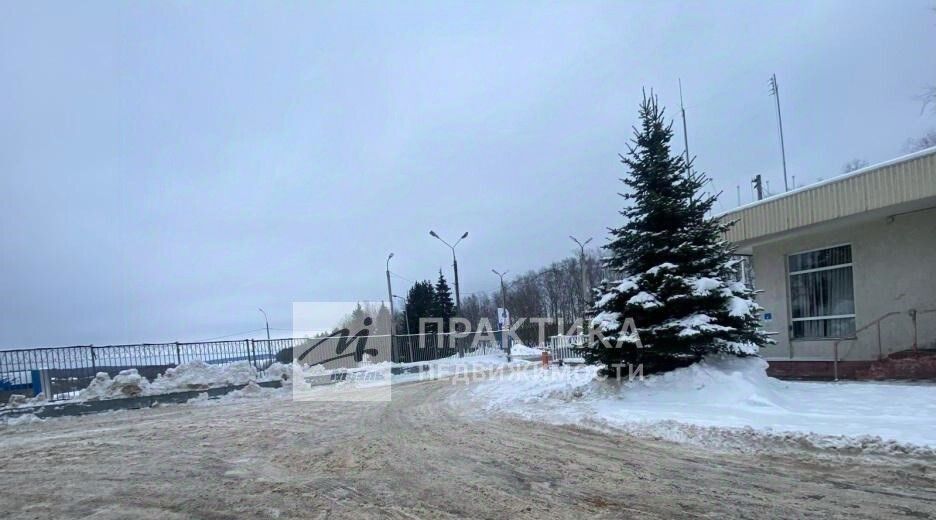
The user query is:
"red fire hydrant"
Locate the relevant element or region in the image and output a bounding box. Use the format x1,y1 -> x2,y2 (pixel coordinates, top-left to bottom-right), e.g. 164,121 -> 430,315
541,350 -> 551,368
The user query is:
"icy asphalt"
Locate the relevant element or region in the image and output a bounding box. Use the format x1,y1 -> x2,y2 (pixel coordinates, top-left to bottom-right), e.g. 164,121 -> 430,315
1,376 -> 934,519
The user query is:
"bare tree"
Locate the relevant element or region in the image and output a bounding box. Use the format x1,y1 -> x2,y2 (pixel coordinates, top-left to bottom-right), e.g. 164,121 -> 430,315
905,129 -> 936,153
841,158 -> 869,173
483,250 -> 610,345
922,86 -> 936,115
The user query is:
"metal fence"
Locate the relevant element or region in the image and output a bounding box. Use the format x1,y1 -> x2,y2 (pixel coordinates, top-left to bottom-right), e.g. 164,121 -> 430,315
1,332 -> 514,402
0,339 -> 279,402
548,334 -> 587,361
268,332 -> 508,369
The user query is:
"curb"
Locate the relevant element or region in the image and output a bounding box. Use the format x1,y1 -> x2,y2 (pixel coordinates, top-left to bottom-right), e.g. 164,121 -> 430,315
1,380 -> 284,420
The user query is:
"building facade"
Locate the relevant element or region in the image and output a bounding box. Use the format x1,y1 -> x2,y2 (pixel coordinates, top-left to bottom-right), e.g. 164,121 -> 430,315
719,147 -> 936,379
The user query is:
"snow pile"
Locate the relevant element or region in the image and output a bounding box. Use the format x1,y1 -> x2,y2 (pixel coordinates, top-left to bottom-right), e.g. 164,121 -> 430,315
70,361 -> 296,403
149,361 -> 257,393
508,343 -> 544,356
7,394 -> 27,407
79,369 -> 151,400
263,362 -> 293,382
470,356 -> 936,454
390,352 -> 534,384
225,381 -> 266,398
1,413 -> 43,427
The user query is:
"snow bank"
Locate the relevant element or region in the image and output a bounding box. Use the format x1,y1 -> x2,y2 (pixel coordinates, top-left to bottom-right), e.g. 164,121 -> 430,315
509,343 -> 544,356
71,361 -> 295,402
1,413 -> 44,427
389,352 -> 534,384
79,369 -> 151,400
282,350 -> 535,392
470,356 -> 936,455
149,361 -> 257,393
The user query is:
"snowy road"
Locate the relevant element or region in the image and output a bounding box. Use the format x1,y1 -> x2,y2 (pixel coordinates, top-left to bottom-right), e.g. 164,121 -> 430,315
2,378 -> 935,519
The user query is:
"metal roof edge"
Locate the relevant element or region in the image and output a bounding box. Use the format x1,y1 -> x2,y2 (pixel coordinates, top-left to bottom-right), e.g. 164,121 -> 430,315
715,145 -> 936,218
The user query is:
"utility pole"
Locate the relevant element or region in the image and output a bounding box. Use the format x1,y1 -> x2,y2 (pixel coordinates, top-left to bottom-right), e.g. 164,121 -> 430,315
736,185 -> 741,206
569,235 -> 592,335
386,253 -> 396,360
258,308 -> 271,342
679,78 -> 691,174
752,174 -> 764,201
769,73 -> 789,192
429,230 -> 468,312
492,269 -> 510,363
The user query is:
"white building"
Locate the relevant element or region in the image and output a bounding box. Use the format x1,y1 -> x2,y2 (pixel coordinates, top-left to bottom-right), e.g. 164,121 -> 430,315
719,147 -> 936,379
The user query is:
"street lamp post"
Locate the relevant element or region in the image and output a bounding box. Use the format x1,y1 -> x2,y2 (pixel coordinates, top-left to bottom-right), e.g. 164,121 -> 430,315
258,308 -> 271,342
492,269 -> 510,363
386,253 -> 395,329
569,236 -> 593,336
386,253 -> 396,360
392,294 -> 410,335
429,230 -> 468,312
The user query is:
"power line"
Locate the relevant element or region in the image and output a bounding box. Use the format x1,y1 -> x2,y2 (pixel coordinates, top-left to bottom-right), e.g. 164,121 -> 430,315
389,271 -> 415,284
195,328 -> 266,342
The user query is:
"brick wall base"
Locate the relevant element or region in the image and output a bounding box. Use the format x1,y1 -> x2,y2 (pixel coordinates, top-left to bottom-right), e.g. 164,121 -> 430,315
767,351 -> 936,380
864,352 -> 936,379
766,360 -> 871,380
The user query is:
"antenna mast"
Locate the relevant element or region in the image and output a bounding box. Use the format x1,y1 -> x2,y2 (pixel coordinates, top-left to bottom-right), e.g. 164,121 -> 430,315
769,73 -> 790,192
679,79 -> 691,174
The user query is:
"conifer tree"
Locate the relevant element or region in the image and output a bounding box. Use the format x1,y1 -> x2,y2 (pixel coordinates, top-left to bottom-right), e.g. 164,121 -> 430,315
583,92 -> 771,375
404,280 -> 436,334
432,270 -> 455,331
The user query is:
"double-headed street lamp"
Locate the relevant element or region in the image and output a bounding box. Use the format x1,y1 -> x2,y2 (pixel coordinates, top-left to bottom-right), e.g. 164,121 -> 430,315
569,235 -> 593,335
492,269 -> 510,362
429,230 -> 468,311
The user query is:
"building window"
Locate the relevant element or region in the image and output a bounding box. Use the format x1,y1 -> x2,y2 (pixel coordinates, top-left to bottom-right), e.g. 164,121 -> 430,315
788,245 -> 855,339
731,255 -> 755,289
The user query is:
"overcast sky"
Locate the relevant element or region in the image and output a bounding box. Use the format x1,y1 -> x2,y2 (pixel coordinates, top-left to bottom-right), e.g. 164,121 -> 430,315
1,1 -> 934,347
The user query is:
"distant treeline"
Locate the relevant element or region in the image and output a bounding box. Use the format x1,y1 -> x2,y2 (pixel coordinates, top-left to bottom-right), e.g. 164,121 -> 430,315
399,250 -> 611,345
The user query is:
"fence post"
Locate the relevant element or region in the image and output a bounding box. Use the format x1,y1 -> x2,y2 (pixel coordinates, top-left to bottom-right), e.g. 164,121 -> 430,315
30,369 -> 43,397
247,339 -> 255,368
175,342 -> 182,366
89,345 -> 96,373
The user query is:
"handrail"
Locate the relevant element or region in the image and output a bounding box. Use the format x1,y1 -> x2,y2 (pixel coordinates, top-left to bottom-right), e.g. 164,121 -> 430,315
833,311 -> 902,362
831,308 -> 936,380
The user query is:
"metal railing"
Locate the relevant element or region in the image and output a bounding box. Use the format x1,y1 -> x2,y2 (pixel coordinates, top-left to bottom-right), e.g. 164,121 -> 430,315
548,334 -> 587,361
831,307 -> 936,380
0,339 -> 279,401
0,331 -> 514,401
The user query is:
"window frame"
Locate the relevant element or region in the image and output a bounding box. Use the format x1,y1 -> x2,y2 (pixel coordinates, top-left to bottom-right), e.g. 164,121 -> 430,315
786,243 -> 856,341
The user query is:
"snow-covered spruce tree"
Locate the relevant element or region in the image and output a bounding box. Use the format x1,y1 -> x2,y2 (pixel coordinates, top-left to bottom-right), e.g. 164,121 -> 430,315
582,92 -> 770,375
432,270 -> 455,332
